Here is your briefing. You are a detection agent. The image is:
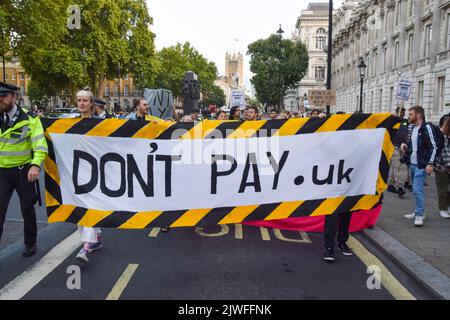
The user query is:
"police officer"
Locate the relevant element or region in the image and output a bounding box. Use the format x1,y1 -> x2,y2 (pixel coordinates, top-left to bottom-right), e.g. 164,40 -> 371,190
0,82 -> 48,257
94,98 -> 113,119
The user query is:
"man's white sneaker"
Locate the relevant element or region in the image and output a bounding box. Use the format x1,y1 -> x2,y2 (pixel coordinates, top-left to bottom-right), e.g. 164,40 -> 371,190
404,213 -> 415,220
414,217 -> 424,227
440,211 -> 450,219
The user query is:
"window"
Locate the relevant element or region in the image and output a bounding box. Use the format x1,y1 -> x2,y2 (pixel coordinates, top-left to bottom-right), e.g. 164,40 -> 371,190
315,66 -> 325,80
20,73 -> 25,80
383,45 -> 387,72
407,33 -> 414,63
124,85 -> 129,97
390,87 -> 394,111
114,85 -> 118,97
424,24 -> 432,57
446,13 -> 450,50
20,86 -> 25,95
379,89 -> 383,113
395,1 -> 402,26
104,86 -> 110,97
393,40 -> 400,68
437,77 -> 446,113
316,37 -> 326,49
408,0 -> 415,17
418,81 -> 424,106
12,74 -> 16,80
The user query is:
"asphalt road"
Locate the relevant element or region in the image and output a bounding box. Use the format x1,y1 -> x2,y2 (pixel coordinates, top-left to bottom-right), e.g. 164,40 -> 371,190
0,174 -> 435,300
0,224 -> 419,300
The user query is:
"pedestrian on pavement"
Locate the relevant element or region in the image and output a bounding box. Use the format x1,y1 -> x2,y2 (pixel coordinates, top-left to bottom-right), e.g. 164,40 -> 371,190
0,82 -> 48,258
75,89 -> 103,264
94,98 -> 113,119
388,107 -> 407,198
401,106 -> 438,227
434,116 -> 450,219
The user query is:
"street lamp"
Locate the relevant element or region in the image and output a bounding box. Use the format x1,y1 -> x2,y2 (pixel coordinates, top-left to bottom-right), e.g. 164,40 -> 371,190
1,26 -> 6,83
276,24 -> 284,113
326,0 -> 333,115
117,62 -> 121,111
358,57 -> 367,113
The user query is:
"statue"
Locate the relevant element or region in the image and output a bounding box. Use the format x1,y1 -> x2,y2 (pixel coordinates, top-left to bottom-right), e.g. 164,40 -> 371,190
182,71 -> 201,115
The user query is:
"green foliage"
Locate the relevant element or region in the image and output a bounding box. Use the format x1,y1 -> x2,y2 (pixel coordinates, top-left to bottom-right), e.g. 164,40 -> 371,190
248,35 -> 309,108
6,0 -> 157,102
202,84 -> 226,107
154,42 -> 218,98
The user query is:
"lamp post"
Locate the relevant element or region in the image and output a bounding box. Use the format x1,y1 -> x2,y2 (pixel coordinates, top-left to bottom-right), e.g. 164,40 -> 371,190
326,0 -> 333,115
1,26 -> 6,83
276,24 -> 284,113
358,57 -> 367,113
117,62 -> 121,111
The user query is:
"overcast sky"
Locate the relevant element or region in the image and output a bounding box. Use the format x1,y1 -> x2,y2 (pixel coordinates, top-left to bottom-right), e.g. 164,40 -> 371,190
147,0 -> 344,89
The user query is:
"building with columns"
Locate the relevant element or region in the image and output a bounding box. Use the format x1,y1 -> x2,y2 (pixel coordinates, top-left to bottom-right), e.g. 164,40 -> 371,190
289,3 -> 337,111
1,59 -> 31,107
331,0 -> 450,122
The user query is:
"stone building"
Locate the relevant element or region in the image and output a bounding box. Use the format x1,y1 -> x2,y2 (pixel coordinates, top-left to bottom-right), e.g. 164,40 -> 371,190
331,0 -> 450,122
290,2 -> 336,111
1,59 -> 30,107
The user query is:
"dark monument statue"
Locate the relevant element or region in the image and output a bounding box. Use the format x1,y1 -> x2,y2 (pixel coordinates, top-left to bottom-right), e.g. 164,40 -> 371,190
182,71 -> 201,116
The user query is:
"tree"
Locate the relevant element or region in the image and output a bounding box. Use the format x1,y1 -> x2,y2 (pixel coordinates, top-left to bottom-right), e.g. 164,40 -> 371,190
202,85 -> 226,107
7,0 -> 157,103
248,35 -> 309,109
154,42 -> 218,98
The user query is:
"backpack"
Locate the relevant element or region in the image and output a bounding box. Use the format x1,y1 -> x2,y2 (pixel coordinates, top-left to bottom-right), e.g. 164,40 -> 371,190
427,122 -> 445,159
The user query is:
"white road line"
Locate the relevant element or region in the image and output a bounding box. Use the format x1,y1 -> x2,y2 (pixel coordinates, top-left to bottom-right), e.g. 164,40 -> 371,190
0,231 -> 80,300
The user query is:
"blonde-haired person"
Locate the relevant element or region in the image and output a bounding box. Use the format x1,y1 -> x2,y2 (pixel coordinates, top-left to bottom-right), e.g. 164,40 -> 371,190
75,88 -> 103,264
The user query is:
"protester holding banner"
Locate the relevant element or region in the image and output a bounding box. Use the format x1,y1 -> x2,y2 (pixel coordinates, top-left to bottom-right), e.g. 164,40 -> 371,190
402,106 -> 438,227
127,99 -> 163,123
246,106 -> 258,121
229,106 -> 241,121
216,111 -> 228,121
0,82 -> 48,258
75,89 -> 103,263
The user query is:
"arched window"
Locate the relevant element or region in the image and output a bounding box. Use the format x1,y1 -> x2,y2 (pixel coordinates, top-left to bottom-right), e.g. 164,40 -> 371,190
317,28 -> 327,34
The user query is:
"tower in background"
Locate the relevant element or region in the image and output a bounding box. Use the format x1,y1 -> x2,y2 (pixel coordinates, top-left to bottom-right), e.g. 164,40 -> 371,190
225,52 -> 244,90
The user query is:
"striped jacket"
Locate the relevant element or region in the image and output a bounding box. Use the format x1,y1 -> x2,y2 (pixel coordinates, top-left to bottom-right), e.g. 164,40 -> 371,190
405,122 -> 438,169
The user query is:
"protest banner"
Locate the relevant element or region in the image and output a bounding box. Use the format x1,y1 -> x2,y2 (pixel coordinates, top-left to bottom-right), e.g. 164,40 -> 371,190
144,89 -> 174,120
229,90 -> 246,109
308,90 -> 336,107
42,114 -> 399,229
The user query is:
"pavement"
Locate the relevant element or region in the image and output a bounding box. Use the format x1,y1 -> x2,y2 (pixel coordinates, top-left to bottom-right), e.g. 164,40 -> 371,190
362,171 -> 450,299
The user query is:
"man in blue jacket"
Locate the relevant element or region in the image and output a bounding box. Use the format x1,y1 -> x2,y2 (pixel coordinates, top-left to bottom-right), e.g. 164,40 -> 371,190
401,106 -> 438,227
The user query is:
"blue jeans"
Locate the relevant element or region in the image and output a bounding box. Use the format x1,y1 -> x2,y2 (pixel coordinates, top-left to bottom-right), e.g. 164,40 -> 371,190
410,165 -> 425,217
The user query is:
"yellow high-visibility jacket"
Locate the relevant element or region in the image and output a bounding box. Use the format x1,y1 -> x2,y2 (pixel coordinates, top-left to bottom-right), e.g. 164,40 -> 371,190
0,107 -> 48,168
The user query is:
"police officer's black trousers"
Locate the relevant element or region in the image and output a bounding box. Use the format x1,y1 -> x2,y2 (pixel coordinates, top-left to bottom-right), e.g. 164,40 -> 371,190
0,165 -> 38,247
324,212 -> 353,249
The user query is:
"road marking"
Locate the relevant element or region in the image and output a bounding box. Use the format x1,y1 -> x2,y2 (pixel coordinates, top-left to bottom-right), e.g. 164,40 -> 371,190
273,229 -> 312,243
106,263 -> 139,300
148,228 -> 161,238
0,231 -> 80,300
195,225 -> 229,237
234,224 -> 243,239
260,227 -> 271,241
348,236 -> 416,300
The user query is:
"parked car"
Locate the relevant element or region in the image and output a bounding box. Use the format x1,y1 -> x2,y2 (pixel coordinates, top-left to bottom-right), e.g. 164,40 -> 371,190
46,108 -> 80,119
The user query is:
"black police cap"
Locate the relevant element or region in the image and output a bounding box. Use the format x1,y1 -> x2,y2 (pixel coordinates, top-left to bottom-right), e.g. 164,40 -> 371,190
94,98 -> 107,107
0,82 -> 19,97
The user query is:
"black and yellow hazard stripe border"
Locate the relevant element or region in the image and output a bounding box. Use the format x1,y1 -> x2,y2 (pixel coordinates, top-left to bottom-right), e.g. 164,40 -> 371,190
41,113 -> 400,229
